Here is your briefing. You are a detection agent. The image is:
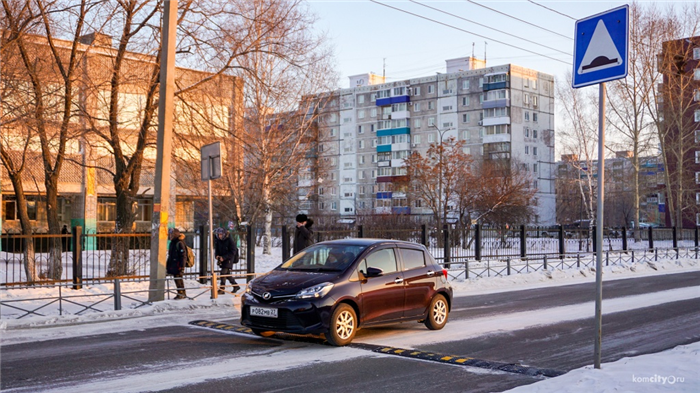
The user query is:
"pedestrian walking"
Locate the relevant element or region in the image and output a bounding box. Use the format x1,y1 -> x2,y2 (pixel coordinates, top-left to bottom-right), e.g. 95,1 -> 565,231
61,225 -> 70,252
166,228 -> 187,299
293,214 -> 314,255
214,228 -> 240,294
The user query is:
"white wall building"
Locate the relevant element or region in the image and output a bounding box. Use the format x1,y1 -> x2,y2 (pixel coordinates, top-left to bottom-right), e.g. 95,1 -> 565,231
310,57 -> 556,225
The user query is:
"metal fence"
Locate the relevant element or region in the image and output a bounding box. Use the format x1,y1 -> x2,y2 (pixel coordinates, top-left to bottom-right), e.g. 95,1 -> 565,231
0,226 -> 250,288
2,224 -> 698,287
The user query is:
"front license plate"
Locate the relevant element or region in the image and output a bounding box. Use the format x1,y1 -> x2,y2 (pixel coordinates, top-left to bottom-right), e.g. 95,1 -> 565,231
250,306 -> 278,318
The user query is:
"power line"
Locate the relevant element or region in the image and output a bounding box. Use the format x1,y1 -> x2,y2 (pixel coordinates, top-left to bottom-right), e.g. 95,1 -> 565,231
463,0 -> 572,41
527,0 -> 577,21
368,0 -> 572,66
410,0 -> 572,57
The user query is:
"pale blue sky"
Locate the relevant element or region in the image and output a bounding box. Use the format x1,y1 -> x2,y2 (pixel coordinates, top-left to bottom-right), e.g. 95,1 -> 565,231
306,0 -> 689,89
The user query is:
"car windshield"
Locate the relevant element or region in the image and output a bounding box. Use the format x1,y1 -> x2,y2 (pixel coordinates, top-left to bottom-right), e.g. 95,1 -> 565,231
279,244 -> 366,272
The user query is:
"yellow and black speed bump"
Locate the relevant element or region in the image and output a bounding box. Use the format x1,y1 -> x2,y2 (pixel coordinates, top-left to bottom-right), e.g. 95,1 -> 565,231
190,320 -> 255,335
349,343 -> 565,378
190,321 -> 564,378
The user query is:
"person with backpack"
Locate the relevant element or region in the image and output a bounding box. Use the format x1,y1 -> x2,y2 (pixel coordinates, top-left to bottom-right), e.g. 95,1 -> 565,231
214,228 -> 240,294
166,228 -> 187,300
293,214 -> 314,255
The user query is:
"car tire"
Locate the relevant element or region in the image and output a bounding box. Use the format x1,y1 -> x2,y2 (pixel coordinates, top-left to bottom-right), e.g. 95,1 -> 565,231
325,303 -> 357,346
251,328 -> 274,337
424,294 -> 449,330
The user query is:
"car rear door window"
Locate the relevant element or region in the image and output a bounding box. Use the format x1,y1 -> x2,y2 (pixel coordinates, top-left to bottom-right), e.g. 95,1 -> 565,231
365,248 -> 397,274
399,248 -> 425,271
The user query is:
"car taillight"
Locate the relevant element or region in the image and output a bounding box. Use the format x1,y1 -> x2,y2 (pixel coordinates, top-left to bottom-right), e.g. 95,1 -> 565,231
442,269 -> 448,279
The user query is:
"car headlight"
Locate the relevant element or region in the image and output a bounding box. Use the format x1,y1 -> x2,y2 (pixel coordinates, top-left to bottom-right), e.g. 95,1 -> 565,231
296,282 -> 334,299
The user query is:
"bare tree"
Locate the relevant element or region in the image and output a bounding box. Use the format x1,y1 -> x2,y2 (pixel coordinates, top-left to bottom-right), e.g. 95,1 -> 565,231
403,136 -> 471,235
606,2 -> 659,233
556,72 -> 600,228
468,158 -> 536,227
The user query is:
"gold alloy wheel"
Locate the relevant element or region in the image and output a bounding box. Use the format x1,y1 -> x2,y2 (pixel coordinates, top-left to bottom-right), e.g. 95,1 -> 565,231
335,309 -> 355,339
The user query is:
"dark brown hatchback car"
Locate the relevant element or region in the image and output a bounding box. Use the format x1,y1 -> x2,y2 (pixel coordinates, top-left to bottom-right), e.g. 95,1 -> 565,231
241,239 -> 452,346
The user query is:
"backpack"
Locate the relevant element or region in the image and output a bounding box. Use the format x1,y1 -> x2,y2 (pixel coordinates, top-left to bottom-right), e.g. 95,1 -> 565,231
180,241 -> 195,268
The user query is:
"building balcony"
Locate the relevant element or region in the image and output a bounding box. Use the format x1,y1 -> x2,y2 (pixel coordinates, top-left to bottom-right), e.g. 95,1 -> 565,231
483,81 -> 510,91
376,95 -> 410,107
482,98 -> 510,109
482,117 -> 510,127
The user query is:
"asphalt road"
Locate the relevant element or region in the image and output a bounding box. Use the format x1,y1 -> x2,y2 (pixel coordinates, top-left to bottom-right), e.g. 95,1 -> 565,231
2,271 -> 699,393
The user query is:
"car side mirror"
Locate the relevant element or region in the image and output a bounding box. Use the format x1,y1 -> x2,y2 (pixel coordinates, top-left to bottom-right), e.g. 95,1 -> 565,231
365,267 -> 384,277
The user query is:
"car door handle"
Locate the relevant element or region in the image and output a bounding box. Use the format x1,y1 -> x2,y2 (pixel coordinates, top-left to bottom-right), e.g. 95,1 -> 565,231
426,270 -> 435,277
394,278 -> 404,284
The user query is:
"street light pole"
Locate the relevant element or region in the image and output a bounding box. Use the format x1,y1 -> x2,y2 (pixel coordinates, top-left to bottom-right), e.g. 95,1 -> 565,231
430,124 -> 454,231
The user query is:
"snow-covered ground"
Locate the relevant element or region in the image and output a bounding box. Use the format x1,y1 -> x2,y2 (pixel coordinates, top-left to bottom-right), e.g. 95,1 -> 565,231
1,247 -> 699,392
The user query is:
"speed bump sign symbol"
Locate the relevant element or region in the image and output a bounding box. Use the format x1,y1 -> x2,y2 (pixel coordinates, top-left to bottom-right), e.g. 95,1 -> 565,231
573,5 -> 629,88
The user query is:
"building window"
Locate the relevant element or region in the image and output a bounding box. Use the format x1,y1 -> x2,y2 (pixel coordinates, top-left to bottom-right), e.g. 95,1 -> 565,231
524,127 -> 530,137
414,135 -> 421,145
371,108 -> 377,117
479,77 -> 483,87
525,146 -> 529,155
695,68 -> 700,81
533,147 -> 538,156
695,110 -> 700,123
358,110 -> 365,119
696,130 -> 700,143
694,47 -> 700,59
533,96 -> 538,106
358,95 -> 365,104
428,85 -> 434,94
695,89 -> 700,102
533,129 -> 538,138
462,113 -> 470,123
696,172 -> 700,184
359,140 -> 365,149
428,101 -> 434,110
97,198 -> 117,221
330,128 -> 337,137
370,124 -> 375,133
532,79 -> 537,89
414,118 -> 422,128
524,94 -> 530,105
414,102 -> 421,111
696,151 -> 700,164
428,117 -> 435,126
524,111 -> 530,122
479,94 -> 484,104
697,192 -> 700,205
697,213 -> 700,226
370,93 -> 377,102
533,163 -> 538,173
358,125 -> 364,134
428,134 -> 435,143
414,86 -> 421,95
533,113 -> 538,122
329,113 -> 337,122
462,96 -> 470,106
331,202 -> 337,211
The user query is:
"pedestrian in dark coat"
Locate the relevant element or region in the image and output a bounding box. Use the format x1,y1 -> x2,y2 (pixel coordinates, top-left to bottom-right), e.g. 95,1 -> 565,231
293,214 -> 314,254
166,228 -> 187,299
214,228 -> 240,294
61,225 -> 70,252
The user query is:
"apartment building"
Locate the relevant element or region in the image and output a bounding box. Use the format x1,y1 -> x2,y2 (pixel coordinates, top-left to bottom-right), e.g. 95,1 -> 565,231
556,152 -> 665,227
307,57 -> 556,225
658,36 -> 700,227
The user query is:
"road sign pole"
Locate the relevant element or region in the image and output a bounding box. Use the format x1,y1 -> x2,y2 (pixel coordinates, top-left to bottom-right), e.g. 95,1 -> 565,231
594,82 -> 606,369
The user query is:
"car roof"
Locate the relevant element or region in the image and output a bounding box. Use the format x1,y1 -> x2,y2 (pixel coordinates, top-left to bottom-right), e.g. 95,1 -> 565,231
316,238 -> 421,247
